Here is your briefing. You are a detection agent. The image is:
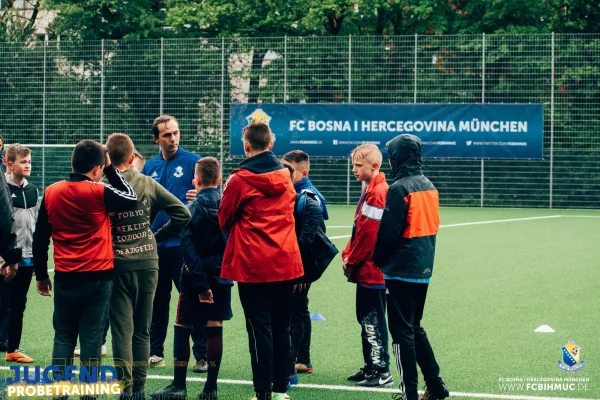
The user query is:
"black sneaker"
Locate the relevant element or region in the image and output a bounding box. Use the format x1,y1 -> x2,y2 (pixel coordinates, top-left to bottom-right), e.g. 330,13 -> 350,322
356,371 -> 394,387
347,368 -> 367,382
199,390 -> 218,400
149,383 -> 187,400
419,379 -> 450,400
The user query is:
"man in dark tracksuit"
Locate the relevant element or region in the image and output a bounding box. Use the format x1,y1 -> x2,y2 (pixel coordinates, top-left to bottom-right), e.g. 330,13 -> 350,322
142,115 -> 206,369
373,134 -> 449,400
33,140 -> 138,388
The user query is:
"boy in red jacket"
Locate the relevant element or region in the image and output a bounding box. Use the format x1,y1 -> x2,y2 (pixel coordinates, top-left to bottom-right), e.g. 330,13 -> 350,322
342,144 -> 392,388
219,122 -> 303,400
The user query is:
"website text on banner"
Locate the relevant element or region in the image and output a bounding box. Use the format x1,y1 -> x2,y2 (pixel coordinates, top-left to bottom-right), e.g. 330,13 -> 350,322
230,103 -> 544,159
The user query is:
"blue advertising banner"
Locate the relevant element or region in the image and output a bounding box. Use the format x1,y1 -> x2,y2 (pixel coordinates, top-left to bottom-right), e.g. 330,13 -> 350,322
230,103 -> 544,159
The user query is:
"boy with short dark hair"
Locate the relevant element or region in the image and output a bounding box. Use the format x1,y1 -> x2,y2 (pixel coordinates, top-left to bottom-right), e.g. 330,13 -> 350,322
343,144 -> 392,388
152,157 -> 231,400
280,151 -> 328,376
33,139 -> 138,385
219,122 -> 303,400
282,150 -> 328,221
280,161 -> 337,383
3,144 -> 38,363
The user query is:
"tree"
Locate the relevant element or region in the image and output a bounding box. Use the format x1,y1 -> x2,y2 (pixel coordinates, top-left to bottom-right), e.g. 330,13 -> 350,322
45,0 -> 166,40
0,0 -> 40,42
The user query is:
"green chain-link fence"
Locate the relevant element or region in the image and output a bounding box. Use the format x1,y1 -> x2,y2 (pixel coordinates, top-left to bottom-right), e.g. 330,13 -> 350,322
1,34 -> 599,208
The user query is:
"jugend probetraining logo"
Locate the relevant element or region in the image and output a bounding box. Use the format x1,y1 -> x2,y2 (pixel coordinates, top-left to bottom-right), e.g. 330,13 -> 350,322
557,341 -> 585,373
0,365 -> 122,398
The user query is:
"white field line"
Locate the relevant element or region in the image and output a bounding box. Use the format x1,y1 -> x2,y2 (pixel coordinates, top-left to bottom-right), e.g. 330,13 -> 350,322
1,368 -> 592,400
328,215 -> 565,240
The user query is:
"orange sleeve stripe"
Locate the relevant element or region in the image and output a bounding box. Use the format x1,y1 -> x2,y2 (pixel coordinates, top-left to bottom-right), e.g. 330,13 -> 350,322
403,190 -> 440,238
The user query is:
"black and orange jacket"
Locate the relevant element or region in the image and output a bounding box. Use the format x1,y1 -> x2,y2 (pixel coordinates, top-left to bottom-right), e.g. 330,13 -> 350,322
373,134 -> 440,279
33,167 -> 137,282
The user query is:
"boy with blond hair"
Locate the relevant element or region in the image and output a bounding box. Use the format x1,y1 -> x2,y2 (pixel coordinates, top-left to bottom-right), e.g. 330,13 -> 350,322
342,144 -> 391,387
3,144 -> 38,363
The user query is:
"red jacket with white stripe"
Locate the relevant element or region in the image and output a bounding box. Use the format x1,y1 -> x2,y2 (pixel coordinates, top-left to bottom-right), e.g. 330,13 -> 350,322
342,172 -> 388,285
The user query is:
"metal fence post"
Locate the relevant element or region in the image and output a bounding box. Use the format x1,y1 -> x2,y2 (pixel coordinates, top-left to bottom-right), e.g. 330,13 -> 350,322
348,35 -> 352,103
42,35 -> 48,191
347,35 -> 352,205
550,32 -> 555,209
347,157 -> 351,205
160,38 -> 164,114
481,33 -> 486,208
414,34 -> 418,103
284,35 -> 288,103
100,39 -> 105,143
220,38 -> 225,173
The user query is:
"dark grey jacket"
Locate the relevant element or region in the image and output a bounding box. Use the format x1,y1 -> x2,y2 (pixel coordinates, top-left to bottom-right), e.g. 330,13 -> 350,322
0,172 -> 22,265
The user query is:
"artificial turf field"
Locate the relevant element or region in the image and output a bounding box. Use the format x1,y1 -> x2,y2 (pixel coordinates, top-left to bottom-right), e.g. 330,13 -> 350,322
4,206 -> 599,400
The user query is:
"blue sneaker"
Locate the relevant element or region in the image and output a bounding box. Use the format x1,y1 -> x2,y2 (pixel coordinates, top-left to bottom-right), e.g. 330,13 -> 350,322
288,372 -> 299,388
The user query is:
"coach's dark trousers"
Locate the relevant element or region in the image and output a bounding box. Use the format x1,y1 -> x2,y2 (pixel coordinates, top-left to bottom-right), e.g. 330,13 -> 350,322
52,277 -> 113,382
238,281 -> 294,399
386,280 -> 442,400
150,246 -> 206,360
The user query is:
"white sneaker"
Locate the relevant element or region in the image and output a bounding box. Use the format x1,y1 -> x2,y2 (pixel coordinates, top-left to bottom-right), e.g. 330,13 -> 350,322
73,345 -> 107,357
149,355 -> 165,367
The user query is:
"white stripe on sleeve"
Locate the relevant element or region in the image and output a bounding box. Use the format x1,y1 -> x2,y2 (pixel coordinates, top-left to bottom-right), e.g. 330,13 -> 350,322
361,203 -> 384,221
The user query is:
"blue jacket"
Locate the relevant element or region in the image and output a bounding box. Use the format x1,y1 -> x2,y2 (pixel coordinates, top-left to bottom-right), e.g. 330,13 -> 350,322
142,147 -> 200,248
294,177 -> 329,221
180,188 -> 232,295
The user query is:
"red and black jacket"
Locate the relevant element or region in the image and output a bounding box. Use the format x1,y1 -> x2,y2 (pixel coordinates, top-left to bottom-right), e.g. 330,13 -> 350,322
33,166 -> 137,282
342,172 -> 388,285
373,134 -> 440,280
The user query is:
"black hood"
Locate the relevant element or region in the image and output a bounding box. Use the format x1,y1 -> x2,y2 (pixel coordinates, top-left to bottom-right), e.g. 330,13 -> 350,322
239,151 -> 283,174
386,134 -> 423,180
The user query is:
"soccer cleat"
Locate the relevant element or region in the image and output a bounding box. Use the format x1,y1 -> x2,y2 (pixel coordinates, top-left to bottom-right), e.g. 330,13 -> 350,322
149,355 -> 165,367
419,380 -> 450,400
149,382 -> 186,400
74,344 -> 107,357
294,363 -> 313,373
193,359 -> 208,373
6,349 -> 34,363
347,368 -> 367,382
273,394 -> 290,400
199,390 -> 218,400
356,371 -> 393,387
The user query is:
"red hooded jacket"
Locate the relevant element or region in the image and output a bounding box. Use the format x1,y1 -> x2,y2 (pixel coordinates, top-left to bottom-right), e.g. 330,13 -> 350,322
342,172 -> 388,285
219,151 -> 303,283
